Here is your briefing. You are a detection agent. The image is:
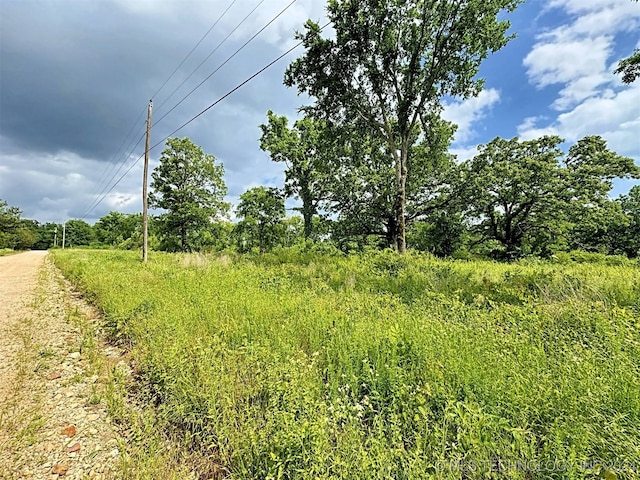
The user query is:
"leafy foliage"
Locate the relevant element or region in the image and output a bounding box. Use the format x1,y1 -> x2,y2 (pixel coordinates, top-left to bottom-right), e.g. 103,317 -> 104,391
94,211 -> 141,247
615,48 -> 640,84
259,112 -> 328,239
615,186 -> 640,257
150,137 -> 229,252
285,0 -> 521,251
54,248 -> 640,479
31,222 -> 60,250
321,116 -> 459,251
407,213 -> 466,256
234,186 -> 286,253
0,199 -> 40,250
463,135 -> 639,259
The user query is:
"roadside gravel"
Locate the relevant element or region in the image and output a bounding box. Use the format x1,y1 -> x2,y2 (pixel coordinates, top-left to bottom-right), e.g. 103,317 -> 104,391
0,252 -> 126,479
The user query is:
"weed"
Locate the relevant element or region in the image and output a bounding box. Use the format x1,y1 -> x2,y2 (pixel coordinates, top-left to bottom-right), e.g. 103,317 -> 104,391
52,249 -> 640,479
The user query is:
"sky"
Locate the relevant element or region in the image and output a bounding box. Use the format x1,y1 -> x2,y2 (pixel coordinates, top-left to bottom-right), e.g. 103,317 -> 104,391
1,0 -> 639,225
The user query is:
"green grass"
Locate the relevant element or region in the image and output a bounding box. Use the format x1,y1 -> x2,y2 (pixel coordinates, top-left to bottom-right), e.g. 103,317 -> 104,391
52,249 -> 640,479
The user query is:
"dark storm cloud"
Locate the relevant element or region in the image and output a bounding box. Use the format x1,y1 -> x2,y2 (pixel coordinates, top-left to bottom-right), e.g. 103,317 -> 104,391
0,0 -> 325,222
1,1 -> 217,160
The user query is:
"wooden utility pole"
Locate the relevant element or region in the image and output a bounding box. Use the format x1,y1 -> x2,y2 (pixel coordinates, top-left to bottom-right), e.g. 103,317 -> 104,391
142,99 -> 153,263
62,222 -> 66,249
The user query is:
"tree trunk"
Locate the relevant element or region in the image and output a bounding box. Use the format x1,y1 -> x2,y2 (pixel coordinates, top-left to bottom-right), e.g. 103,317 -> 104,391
301,183 -> 315,239
181,224 -> 187,252
385,216 -> 398,249
258,223 -> 265,254
395,147 -> 408,253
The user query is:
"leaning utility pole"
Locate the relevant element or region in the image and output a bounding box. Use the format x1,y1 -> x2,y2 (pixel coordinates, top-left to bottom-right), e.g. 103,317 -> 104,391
142,99 -> 153,263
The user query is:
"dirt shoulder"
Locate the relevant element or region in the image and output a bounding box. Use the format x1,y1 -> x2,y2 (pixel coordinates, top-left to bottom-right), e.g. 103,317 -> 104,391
0,251 -> 47,404
0,252 -> 122,479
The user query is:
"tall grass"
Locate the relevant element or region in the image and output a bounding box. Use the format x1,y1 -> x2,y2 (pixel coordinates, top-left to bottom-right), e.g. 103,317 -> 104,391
53,249 -> 640,479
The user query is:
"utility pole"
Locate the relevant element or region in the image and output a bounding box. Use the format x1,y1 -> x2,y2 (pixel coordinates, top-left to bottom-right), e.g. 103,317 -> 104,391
62,222 -> 66,249
142,99 -> 153,263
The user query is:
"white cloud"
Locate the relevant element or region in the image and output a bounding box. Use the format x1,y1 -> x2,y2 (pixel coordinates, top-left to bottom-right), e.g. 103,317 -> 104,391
517,82 -> 640,157
442,89 -> 501,143
517,116 -> 559,140
524,36 -> 611,87
548,0 -> 636,17
524,0 -> 640,111
524,36 -> 613,110
449,146 -> 480,163
518,0 -> 640,185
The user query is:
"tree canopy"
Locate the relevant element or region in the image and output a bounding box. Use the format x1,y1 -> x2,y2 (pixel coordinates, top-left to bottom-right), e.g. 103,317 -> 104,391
259,111 -> 327,240
150,137 -> 229,252
94,211 -> 142,247
64,219 -> 95,247
285,0 -> 521,252
0,199 -> 41,250
462,135 -> 639,259
235,187 -> 285,254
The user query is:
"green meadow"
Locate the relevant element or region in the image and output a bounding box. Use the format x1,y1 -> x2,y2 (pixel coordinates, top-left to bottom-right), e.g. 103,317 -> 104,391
52,249 -> 640,479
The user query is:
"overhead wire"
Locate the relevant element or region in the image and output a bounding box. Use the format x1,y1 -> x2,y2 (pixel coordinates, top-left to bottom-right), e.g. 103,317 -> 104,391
152,0 -> 297,128
150,0 -> 240,102
80,15 -> 330,221
80,1 -> 242,220
154,25 -> 330,148
154,0 -> 266,114
79,131 -> 147,220
80,106 -> 147,218
92,106 -> 145,183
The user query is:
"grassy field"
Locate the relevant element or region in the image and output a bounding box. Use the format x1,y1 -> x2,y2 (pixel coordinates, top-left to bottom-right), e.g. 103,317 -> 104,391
52,249 -> 640,479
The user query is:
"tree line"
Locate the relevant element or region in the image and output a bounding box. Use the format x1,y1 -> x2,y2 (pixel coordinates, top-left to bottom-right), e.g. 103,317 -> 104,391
2,0 -> 638,259
2,131 -> 638,259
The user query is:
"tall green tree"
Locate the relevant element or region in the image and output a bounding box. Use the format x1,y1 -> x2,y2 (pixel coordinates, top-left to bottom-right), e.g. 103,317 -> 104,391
464,136 -> 566,258
150,137 -> 229,252
568,200 -> 629,255
64,219 -> 95,247
33,222 -> 61,250
16,219 -> 39,250
259,111 -> 327,239
0,199 -> 22,249
463,135 -> 638,259
325,116 -> 458,249
285,0 -> 521,252
94,211 -> 141,246
615,185 -> 640,257
235,187 -> 285,254
0,200 -> 39,250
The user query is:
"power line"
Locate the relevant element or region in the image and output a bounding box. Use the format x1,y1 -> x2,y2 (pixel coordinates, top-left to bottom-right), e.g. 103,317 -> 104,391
82,106 -> 147,212
84,0 -> 291,219
79,17 -> 330,221
154,0 -> 266,114
153,0 -> 296,128
155,29 -> 324,148
80,2 -> 239,220
150,0 -> 240,101
79,131 -> 147,220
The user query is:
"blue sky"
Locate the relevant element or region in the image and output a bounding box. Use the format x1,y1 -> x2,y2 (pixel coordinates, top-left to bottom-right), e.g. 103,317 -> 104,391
1,0 -> 638,224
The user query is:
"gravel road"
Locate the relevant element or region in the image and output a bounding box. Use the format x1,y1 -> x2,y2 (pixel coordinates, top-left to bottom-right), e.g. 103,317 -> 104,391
0,251 -> 122,479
